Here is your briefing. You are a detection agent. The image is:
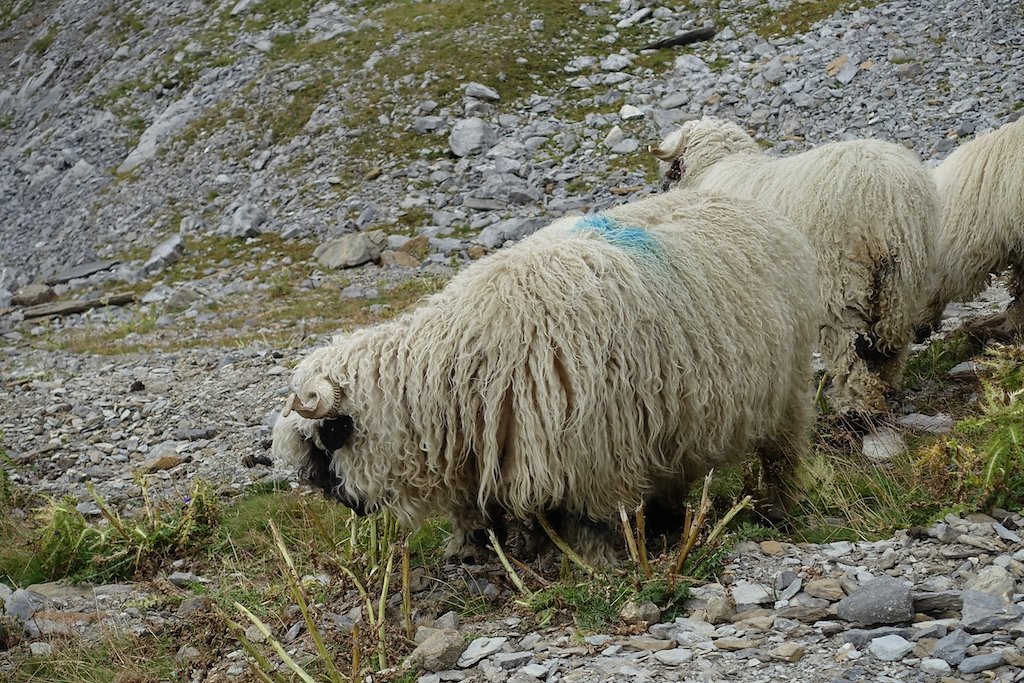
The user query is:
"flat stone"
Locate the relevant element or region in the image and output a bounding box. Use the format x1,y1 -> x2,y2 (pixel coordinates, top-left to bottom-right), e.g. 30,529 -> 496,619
45,259 -> 120,285
958,651 -> 1004,674
862,428 -> 906,461
653,648 -> 693,665
407,630 -> 465,672
948,361 -> 980,378
619,600 -> 660,625
493,652 -> 532,670
804,578 -> 846,602
769,643 -> 805,662
843,627 -> 914,649
920,658 -> 951,674
961,590 -> 1022,633
913,591 -> 963,614
622,636 -> 675,651
760,540 -> 785,555
118,96 -> 197,173
715,638 -> 759,651
931,629 -> 970,666
898,413 -> 954,434
836,577 -> 914,625
868,634 -> 914,661
465,82 -> 500,101
5,589 -> 47,621
964,565 -> 1015,603
12,283 -> 55,307
731,580 -> 771,606
458,637 -> 507,667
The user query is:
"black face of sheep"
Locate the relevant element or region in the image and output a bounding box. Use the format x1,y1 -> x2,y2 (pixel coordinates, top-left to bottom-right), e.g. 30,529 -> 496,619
661,157 -> 685,191
298,415 -> 371,516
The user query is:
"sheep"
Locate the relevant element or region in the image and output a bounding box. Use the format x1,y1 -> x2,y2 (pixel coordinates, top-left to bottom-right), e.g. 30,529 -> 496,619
917,116 -> 1024,340
271,190 -> 818,564
652,117 -> 939,416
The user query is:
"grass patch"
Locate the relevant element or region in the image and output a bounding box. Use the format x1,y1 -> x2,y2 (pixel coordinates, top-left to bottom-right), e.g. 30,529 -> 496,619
9,632 -> 179,683
28,23 -> 60,55
754,0 -> 879,38
904,331 -> 977,390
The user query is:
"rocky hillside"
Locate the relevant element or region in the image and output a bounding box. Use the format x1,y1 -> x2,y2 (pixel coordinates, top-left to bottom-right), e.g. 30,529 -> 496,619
2,0 -> 1024,681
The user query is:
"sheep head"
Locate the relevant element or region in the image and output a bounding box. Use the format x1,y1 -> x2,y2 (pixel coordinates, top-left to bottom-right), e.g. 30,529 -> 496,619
651,117 -> 759,191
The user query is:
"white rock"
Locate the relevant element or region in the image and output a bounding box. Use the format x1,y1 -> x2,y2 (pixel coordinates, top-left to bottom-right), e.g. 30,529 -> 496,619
868,634 -> 914,661
619,104 -> 644,120
653,648 -> 693,665
458,637 -> 507,667
862,428 -> 906,461
731,580 -> 771,606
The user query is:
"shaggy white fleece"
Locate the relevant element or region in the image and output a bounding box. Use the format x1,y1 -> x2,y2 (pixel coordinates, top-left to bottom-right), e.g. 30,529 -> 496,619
919,116 -> 1024,331
653,117 -> 939,414
272,190 -> 817,562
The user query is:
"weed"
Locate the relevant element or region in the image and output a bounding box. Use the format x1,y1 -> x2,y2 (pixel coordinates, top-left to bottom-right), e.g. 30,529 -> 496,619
33,479 -> 220,583
905,332 -> 976,389
10,631 -> 179,683
29,24 -> 60,55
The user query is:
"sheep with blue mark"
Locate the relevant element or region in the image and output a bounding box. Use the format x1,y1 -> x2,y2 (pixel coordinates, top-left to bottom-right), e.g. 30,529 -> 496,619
652,117 -> 939,416
271,189 -> 818,564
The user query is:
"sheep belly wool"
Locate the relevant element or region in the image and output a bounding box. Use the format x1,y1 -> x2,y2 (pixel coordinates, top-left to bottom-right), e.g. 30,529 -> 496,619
272,190 -> 818,563
920,116 -> 1024,334
653,117 -> 939,415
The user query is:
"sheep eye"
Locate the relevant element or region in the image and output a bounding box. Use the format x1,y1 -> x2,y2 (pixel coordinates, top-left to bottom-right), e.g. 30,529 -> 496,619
319,415 -> 354,452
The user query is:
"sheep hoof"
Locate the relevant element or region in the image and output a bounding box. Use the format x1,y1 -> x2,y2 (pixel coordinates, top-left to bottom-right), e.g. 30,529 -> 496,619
443,529 -> 493,565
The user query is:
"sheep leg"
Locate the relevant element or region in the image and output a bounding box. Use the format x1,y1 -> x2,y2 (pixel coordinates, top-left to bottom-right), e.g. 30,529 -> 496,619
756,397 -> 808,527
554,512 -> 622,567
443,505 -> 492,563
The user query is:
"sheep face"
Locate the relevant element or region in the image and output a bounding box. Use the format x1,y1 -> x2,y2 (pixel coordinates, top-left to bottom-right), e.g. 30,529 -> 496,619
651,117 -> 758,190
272,409 -> 372,516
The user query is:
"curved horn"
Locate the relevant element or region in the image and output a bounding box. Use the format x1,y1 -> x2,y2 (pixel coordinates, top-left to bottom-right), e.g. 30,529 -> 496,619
282,378 -> 344,419
650,143 -> 676,161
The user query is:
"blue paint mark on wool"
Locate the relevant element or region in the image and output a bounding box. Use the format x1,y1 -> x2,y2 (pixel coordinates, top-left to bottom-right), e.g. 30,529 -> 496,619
573,215 -> 660,255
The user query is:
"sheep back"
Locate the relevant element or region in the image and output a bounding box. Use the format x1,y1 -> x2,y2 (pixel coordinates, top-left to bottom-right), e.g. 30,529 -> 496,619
925,116 -> 1024,324
275,190 -> 817,528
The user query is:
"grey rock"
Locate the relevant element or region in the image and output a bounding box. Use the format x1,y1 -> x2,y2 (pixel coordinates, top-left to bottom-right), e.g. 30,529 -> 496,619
314,231 -> 387,268
493,652 -> 532,669
913,591 -> 962,614
958,651 -> 1004,674
898,413 -> 954,434
731,580 -> 772,606
118,96 -> 197,173
836,577 -> 914,625
920,658 -> 952,674
862,428 -> 906,461
653,648 -> 694,665
167,571 -> 203,587
45,260 -> 120,285
458,636 -> 507,667
449,117 -> 498,157
407,630 -> 465,672
964,565 -> 1015,603
12,283 -> 55,307
843,627 -> 914,649
477,217 -> 545,248
413,116 -> 445,134
465,82 -> 500,101
868,634 -> 914,661
948,361 -> 980,378
5,589 -> 47,621
223,204 -> 268,238
932,629 -> 970,666
961,590 -> 1023,633
141,235 -> 184,277
619,600 -> 660,625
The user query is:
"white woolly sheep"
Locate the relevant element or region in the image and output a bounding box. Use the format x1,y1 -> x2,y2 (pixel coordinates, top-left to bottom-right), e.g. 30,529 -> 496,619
918,116 -> 1024,339
652,117 -> 939,415
271,190 -> 818,564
